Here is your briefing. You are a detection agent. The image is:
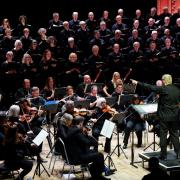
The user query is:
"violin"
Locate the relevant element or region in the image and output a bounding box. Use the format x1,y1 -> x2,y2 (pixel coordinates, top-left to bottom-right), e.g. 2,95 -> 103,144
73,108 -> 95,116
102,105 -> 118,115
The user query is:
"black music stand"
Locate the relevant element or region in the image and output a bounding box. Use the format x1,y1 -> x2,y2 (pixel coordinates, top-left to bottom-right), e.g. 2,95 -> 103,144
143,114 -> 160,152
109,111 -> 128,157
105,97 -> 117,107
54,87 -> 67,99
130,104 -> 158,168
123,83 -> 137,94
74,99 -> 91,109
117,94 -> 135,106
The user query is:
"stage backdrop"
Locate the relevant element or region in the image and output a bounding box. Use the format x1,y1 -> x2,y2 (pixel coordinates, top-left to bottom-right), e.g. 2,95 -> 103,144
157,0 -> 180,14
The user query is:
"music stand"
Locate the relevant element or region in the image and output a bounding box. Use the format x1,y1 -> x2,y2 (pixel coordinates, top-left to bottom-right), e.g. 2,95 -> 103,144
130,103 -> 158,168
123,83 -> 137,94
54,87 -> 67,99
42,100 -> 60,113
117,94 -> 135,106
109,112 -> 128,159
74,99 -> 91,109
32,129 -> 50,178
101,120 -> 117,170
85,83 -> 104,94
105,97 -> 117,107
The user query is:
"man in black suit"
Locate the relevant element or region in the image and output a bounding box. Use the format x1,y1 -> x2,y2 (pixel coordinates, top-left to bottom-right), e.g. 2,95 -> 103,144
131,74 -> 180,160
67,116 -> 110,180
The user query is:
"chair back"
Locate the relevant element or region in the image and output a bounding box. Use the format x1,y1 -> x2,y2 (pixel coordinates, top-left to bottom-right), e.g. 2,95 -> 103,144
58,137 -> 70,164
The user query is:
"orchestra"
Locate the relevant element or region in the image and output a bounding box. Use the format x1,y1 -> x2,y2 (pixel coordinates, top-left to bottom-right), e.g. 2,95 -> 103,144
0,5 -> 180,180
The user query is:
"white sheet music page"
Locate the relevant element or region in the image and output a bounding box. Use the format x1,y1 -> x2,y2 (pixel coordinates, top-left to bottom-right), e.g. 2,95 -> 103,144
100,119 -> 115,139
140,104 -> 158,114
32,129 -> 49,146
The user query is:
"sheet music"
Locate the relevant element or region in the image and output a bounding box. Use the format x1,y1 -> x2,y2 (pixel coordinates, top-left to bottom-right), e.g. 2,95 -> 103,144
100,120 -> 115,139
140,104 -> 157,113
32,129 -> 49,146
132,103 -> 158,115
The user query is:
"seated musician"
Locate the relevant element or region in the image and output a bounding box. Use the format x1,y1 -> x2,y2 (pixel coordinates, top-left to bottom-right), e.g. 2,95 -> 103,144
41,76 -> 56,124
76,74 -> 92,97
55,113 -> 73,153
3,121 -> 33,180
27,86 -> 46,108
67,115 -> 110,180
103,72 -> 123,97
111,83 -> 126,113
123,95 -> 146,149
86,85 -> 100,109
92,97 -> 117,153
63,85 -> 84,102
15,79 -> 32,101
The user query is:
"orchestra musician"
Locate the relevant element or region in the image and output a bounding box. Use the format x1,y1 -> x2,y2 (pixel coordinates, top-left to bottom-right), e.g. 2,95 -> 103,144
3,122 -> 33,180
131,74 -> 180,160
67,115 -> 110,180
41,76 -> 56,124
86,85 -> 100,109
76,74 -> 92,97
55,113 -> 73,153
92,97 -> 117,153
123,95 -> 146,149
103,72 -> 123,97
62,85 -> 84,102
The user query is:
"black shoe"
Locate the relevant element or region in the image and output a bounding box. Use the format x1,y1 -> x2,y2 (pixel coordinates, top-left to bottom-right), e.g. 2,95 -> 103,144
105,169 -> 116,176
137,144 -> 142,148
100,176 -> 111,180
176,154 -> 180,159
104,148 -> 110,153
37,157 -> 48,163
123,144 -> 127,149
159,155 -> 167,161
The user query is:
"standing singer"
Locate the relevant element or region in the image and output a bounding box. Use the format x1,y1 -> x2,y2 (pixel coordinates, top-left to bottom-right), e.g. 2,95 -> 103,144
131,74 -> 180,160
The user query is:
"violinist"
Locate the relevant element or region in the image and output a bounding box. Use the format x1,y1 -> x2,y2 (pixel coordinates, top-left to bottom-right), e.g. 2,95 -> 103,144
92,97 -> 114,153
2,119 -> 33,180
55,113 -> 73,153
66,116 -> 110,180
123,95 -> 146,149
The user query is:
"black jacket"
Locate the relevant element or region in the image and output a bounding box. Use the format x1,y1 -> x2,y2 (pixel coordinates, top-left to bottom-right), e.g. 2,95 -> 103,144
67,126 -> 97,164
138,82 -> 180,122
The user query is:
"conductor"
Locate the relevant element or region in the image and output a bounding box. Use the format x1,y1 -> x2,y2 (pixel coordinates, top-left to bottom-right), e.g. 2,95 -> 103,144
131,74 -> 180,160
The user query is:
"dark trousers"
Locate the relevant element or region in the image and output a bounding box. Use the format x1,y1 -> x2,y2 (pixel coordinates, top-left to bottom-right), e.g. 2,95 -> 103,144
80,152 -> 104,178
160,121 -> 180,157
17,159 -> 33,180
123,120 -> 145,146
93,127 -> 111,153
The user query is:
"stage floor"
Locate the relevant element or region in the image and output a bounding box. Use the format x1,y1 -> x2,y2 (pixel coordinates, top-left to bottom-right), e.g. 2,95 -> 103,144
139,150 -> 180,171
